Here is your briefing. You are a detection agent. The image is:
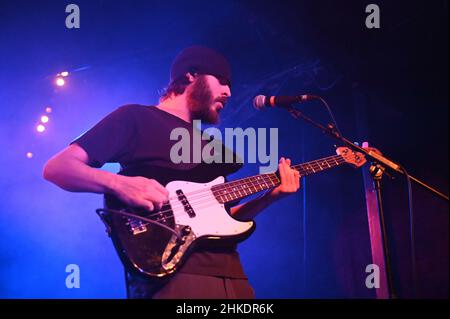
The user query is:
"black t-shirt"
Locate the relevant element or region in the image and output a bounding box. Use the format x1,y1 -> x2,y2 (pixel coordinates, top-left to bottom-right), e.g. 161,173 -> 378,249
72,104 -> 248,278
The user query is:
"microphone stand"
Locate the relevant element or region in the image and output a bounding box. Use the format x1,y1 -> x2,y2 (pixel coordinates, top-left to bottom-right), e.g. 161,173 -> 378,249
369,162 -> 397,298
286,106 -> 449,201
285,105 -> 449,299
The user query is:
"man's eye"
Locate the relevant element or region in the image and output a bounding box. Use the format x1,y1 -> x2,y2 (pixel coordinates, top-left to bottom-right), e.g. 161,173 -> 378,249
219,78 -> 230,86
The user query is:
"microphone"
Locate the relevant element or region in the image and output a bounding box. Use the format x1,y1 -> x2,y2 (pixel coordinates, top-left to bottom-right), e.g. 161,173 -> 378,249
253,94 -> 315,110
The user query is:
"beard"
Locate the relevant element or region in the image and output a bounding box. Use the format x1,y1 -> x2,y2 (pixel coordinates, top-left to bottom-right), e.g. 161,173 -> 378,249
186,75 -> 221,124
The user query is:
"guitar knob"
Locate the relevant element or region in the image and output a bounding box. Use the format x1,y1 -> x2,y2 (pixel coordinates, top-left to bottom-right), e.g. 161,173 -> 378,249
182,226 -> 191,235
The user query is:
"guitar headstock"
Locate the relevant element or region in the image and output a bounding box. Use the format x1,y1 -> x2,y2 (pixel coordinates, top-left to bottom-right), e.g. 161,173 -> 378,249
336,147 -> 366,168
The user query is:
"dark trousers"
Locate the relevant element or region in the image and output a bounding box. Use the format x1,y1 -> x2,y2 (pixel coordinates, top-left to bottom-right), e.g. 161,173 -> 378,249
126,271 -> 255,299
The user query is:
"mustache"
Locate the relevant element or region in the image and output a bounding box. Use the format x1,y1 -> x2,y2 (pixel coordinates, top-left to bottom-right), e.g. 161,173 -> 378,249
215,97 -> 229,105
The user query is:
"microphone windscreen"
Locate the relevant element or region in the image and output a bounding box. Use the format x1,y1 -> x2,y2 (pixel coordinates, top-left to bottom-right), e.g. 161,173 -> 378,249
253,95 -> 266,110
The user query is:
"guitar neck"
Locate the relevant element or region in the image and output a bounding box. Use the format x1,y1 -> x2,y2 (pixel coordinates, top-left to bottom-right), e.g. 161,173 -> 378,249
212,154 -> 346,204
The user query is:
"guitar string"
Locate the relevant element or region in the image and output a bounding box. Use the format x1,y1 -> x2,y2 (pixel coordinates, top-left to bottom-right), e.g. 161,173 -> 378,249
139,156 -> 346,214
126,156 -> 348,223
164,155 -> 345,204
168,174 -> 279,204
169,175 -> 280,208
125,158 -> 349,227
163,155 -> 347,209
124,157 -> 348,225
126,174 -> 281,223
138,163 -> 341,226
158,154 -> 344,203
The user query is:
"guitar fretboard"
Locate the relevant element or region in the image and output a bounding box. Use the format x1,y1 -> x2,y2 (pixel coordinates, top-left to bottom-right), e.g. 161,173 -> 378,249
211,154 -> 346,204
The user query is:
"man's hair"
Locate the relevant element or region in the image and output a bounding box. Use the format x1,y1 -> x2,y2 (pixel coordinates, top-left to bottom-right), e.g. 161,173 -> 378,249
159,74 -> 191,101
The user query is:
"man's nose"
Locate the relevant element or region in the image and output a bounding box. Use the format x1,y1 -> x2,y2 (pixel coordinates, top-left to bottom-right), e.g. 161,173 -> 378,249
222,85 -> 231,98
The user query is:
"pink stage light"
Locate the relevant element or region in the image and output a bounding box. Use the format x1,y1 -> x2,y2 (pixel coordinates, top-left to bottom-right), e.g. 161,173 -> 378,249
40,115 -> 49,123
55,77 -> 65,86
36,124 -> 45,133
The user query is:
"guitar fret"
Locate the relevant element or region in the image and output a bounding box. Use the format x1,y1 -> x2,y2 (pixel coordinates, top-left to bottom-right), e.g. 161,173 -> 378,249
241,182 -> 249,196
315,161 -> 325,171
236,186 -> 243,198
231,185 -> 239,199
267,175 -> 278,187
259,176 -> 267,190
224,188 -> 231,202
250,177 -> 258,193
255,176 -> 262,192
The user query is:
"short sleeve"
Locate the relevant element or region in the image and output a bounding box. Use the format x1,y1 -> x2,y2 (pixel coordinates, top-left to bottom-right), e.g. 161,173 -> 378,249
71,105 -> 137,167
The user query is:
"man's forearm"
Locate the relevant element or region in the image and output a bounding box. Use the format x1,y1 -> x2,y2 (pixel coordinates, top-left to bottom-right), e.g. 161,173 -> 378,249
43,157 -> 117,194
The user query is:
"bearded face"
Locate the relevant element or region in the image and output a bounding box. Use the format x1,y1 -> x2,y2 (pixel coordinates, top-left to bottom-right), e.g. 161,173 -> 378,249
186,75 -> 228,124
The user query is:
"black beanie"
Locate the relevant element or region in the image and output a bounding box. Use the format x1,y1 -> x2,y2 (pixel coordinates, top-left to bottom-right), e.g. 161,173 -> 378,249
170,45 -> 231,86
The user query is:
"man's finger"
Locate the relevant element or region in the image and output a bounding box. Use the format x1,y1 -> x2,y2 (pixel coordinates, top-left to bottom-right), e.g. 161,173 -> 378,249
279,158 -> 287,185
141,200 -> 154,212
285,158 -> 294,186
150,179 -> 169,196
295,170 -> 300,189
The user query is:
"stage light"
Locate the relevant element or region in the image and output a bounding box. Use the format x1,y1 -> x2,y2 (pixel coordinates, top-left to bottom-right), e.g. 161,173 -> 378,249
60,71 -> 69,77
26,152 -> 33,159
45,107 -> 52,113
55,77 -> 65,86
40,115 -> 49,123
37,124 -> 46,133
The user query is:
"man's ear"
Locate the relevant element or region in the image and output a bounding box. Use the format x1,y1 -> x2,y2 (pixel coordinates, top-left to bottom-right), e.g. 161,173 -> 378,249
186,72 -> 196,83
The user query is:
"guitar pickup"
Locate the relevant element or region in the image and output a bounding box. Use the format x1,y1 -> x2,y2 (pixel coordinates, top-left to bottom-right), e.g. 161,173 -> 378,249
176,189 -> 196,218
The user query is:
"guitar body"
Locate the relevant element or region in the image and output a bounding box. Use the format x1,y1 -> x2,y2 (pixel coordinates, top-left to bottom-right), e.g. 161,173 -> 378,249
102,165 -> 255,279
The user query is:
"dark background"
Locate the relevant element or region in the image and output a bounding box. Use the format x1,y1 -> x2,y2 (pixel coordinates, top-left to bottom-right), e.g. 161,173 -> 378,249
0,0 -> 448,298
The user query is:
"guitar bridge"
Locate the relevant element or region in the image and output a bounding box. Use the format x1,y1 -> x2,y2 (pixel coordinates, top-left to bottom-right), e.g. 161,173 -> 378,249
125,218 -> 148,235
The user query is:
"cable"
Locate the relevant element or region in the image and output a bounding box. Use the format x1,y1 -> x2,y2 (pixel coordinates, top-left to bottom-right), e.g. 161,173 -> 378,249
313,96 -> 343,137
399,165 -> 419,298
95,208 -> 182,240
